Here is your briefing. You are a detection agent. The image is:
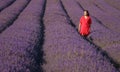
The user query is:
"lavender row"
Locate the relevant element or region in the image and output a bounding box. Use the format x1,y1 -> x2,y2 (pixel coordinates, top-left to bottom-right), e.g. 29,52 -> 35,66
76,0 -> 120,33
0,0 -> 15,12
61,0 -> 120,49
61,0 -> 83,28
0,0 -> 30,34
61,0 -> 108,31
42,0 -> 118,72
90,0 -> 120,18
87,0 -> 120,68
61,0 -> 120,67
60,0 -> 111,44
104,0 -> 120,10
61,0 -> 120,70
75,0 -> 120,64
0,0 -> 46,71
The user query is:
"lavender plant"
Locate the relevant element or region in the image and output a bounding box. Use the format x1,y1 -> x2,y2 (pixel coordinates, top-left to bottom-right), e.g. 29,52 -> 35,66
0,0 -> 30,33
0,0 -> 46,71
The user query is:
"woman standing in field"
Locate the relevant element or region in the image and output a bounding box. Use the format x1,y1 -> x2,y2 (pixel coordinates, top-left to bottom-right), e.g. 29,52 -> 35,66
78,10 -> 92,38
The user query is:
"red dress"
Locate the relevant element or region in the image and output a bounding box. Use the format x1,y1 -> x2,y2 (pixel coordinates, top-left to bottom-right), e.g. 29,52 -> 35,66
79,16 -> 92,36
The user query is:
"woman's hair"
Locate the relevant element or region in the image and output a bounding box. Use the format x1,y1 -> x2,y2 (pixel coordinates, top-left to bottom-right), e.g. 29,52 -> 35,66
84,10 -> 89,16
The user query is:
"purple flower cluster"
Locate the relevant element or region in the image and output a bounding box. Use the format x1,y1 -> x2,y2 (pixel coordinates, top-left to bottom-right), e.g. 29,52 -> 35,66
0,0 -> 30,33
42,0 -> 118,72
0,0 -> 46,71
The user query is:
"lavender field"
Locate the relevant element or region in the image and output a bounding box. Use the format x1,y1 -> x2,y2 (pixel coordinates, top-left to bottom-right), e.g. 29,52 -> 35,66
0,0 -> 120,72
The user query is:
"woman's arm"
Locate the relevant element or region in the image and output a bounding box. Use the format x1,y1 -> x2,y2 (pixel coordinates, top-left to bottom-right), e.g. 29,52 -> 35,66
78,16 -> 83,32
78,23 -> 81,32
89,18 -> 92,27
90,18 -> 92,24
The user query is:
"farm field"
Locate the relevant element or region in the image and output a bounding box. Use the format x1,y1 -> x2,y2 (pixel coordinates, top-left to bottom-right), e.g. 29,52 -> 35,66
0,0 -> 120,72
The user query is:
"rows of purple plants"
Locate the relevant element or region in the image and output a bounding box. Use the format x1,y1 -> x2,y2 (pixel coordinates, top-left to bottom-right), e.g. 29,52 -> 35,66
0,0 -> 46,71
0,0 -> 119,71
0,0 -> 15,12
76,0 -> 120,33
90,0 -> 120,18
42,0 -> 118,72
76,0 -> 120,65
104,0 -> 120,10
0,0 -> 30,33
61,0 -> 120,69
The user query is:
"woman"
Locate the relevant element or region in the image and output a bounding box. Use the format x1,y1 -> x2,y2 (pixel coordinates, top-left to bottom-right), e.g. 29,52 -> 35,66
78,10 -> 92,38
